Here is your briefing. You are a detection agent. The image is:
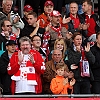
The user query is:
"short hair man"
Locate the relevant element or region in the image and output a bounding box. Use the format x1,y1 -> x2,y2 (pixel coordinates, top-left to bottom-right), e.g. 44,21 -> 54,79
0,0 -> 13,32
0,20 -> 17,52
38,0 -> 54,28
20,12 -> 45,40
2,0 -> 13,15
0,40 -> 16,94
31,35 -> 46,61
82,0 -> 100,42
42,49 -> 69,94
7,36 -> 45,94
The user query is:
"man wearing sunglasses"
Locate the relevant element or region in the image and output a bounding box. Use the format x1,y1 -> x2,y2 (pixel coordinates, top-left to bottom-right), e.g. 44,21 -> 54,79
0,20 -> 18,51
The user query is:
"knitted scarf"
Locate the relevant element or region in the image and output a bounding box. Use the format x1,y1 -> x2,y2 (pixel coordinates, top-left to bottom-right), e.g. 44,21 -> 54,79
80,47 -> 90,77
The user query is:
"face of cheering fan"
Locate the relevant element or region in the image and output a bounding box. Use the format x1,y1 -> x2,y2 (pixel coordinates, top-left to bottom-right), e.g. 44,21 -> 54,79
73,35 -> 82,46
55,41 -> 64,51
69,2 -> 78,15
56,67 -> 65,76
52,49 -> 62,63
44,5 -> 53,14
32,36 -> 41,48
2,0 -> 12,14
51,16 -> 61,25
20,41 -> 31,54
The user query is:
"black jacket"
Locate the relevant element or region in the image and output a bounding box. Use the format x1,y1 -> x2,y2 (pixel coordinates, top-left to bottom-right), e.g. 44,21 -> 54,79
66,13 -> 87,37
65,45 -> 95,81
0,51 -> 12,94
81,13 -> 100,34
91,44 -> 100,81
20,25 -> 45,39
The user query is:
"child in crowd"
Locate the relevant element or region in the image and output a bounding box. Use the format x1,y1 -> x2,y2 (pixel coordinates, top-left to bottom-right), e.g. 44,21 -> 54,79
50,62 -> 75,95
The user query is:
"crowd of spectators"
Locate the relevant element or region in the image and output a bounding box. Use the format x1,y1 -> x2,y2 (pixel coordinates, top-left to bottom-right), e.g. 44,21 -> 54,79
0,0 -> 100,97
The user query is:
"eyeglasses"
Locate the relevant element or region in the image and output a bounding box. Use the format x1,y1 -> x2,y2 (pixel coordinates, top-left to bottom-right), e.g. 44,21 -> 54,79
5,25 -> 12,27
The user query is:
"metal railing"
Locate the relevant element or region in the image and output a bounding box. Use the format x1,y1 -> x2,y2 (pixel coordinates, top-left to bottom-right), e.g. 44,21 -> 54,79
0,94 -> 100,98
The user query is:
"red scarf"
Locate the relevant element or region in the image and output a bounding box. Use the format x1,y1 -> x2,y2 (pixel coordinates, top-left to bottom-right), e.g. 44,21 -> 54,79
80,47 -> 90,77
50,23 -> 62,37
11,57 -> 37,85
41,31 -> 50,61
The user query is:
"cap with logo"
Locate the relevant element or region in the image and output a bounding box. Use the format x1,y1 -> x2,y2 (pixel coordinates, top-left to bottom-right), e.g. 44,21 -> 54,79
44,0 -> 54,7
50,10 -> 61,17
24,5 -> 33,12
5,40 -> 16,46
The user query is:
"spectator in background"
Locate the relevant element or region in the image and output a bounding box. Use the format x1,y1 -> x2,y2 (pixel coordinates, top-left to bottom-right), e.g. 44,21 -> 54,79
1,0 -> 13,16
0,0 -> 23,34
7,36 -> 45,95
48,38 -> 67,60
82,0 -> 100,42
0,0 -> 13,33
65,0 -> 83,15
31,35 -> 46,61
41,10 -> 71,58
65,32 -> 95,94
66,2 -> 87,37
20,12 -> 45,39
38,0 -> 54,28
0,40 -> 16,95
91,31 -> 100,94
45,10 -> 69,51
25,0 -> 40,15
0,20 -> 18,52
23,5 -> 33,26
54,38 -> 66,59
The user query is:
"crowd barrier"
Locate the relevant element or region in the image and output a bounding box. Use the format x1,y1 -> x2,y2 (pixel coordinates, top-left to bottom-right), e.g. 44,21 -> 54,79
0,94 -> 100,100
0,98 -> 100,100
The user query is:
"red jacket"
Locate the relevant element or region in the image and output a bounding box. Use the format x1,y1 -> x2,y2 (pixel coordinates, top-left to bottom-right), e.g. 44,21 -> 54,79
7,49 -> 45,94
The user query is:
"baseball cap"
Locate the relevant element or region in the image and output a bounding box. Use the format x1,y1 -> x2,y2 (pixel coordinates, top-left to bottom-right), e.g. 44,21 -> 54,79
5,40 -> 16,46
44,0 -> 54,7
50,10 -> 61,17
24,5 -> 33,12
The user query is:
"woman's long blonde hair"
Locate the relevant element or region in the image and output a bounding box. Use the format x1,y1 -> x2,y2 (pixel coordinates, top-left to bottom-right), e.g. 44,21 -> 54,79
54,38 -> 67,58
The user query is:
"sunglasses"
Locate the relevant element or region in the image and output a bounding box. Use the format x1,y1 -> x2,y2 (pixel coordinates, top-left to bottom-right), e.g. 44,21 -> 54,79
5,25 -> 12,27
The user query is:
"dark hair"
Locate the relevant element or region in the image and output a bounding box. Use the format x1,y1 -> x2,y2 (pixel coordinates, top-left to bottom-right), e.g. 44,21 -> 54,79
31,35 -> 41,42
96,31 -> 100,39
27,12 -> 37,18
72,32 -> 82,40
1,20 -> 10,27
83,0 -> 93,7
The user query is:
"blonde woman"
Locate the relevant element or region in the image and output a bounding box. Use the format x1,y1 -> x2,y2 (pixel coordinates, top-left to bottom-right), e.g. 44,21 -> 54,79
48,38 -> 67,60
54,38 -> 67,58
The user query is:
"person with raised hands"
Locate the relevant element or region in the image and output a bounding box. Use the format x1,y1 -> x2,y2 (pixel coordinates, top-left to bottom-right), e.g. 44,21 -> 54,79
7,36 -> 45,95
65,32 -> 95,94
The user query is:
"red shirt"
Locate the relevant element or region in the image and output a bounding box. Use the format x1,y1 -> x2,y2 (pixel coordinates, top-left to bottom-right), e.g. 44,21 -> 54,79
85,12 -> 96,37
70,14 -> 80,29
